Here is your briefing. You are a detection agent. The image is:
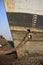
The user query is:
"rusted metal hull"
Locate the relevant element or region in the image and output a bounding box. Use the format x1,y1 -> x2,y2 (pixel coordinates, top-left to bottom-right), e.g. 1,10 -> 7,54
4,0 -> 43,57
5,12 -> 43,57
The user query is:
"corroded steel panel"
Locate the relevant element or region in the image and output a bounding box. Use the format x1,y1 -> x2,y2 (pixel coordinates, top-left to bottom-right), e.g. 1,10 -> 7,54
36,15 -> 43,29
4,0 -> 15,12
7,13 -> 32,27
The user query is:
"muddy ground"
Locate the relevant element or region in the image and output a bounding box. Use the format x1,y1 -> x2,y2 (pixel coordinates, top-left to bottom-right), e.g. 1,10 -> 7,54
0,40 -> 43,65
0,53 -> 43,65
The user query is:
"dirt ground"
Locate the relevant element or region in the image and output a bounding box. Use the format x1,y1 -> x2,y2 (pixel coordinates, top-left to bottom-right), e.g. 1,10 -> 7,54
0,40 -> 43,65
0,53 -> 43,65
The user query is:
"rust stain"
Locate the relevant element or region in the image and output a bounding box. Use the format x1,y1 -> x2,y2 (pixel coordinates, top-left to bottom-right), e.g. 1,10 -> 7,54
4,0 -> 15,12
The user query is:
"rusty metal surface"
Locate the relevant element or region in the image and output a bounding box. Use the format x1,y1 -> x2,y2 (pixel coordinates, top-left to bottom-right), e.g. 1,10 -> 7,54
6,12 -> 43,57
7,12 -> 32,27
11,30 -> 43,41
